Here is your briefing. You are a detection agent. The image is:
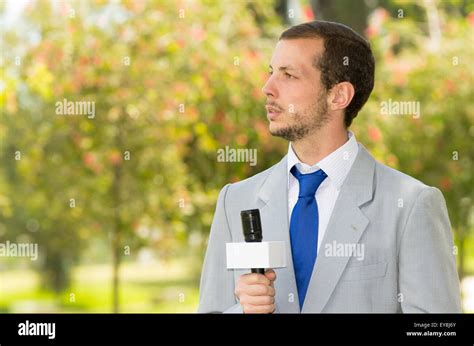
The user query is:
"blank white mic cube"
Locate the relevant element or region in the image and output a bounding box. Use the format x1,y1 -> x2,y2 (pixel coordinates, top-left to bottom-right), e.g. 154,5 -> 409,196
226,241 -> 286,269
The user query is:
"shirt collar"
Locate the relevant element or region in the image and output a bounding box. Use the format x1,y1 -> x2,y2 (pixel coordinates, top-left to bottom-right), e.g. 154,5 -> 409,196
287,131 -> 359,190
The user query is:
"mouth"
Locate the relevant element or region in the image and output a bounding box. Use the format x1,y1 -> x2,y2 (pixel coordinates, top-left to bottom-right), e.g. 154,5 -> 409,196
265,105 -> 283,120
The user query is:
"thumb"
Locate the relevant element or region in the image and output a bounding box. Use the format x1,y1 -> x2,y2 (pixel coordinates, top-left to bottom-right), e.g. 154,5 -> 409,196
264,269 -> 276,282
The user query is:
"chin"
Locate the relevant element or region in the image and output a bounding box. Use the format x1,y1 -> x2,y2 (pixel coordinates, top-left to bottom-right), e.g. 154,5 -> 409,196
268,121 -> 283,133
268,122 -> 290,137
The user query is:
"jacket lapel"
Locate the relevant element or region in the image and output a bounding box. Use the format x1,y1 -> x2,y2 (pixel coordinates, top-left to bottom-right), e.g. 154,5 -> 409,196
257,155 -> 300,313
302,144 -> 375,313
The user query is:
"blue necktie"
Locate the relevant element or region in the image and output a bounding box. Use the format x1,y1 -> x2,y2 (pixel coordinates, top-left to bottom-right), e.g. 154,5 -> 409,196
289,165 -> 327,309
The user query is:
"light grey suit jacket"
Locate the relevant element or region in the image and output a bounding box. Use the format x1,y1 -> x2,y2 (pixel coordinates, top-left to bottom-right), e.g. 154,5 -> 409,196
198,143 -> 462,313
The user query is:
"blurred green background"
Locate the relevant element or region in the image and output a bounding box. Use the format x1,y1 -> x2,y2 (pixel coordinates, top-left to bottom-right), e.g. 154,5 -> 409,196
0,0 -> 473,313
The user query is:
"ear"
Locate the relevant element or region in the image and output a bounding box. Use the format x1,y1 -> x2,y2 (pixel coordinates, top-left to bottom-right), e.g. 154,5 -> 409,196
327,82 -> 355,112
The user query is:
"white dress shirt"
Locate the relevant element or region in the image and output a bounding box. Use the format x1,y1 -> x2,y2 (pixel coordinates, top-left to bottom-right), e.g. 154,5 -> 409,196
287,131 -> 359,252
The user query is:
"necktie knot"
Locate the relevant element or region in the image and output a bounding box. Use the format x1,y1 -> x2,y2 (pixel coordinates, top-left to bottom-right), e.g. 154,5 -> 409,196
291,166 -> 327,197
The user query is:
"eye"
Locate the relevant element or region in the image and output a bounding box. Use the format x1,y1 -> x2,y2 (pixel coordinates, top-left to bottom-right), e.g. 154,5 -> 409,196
285,72 -> 295,79
268,70 -> 273,75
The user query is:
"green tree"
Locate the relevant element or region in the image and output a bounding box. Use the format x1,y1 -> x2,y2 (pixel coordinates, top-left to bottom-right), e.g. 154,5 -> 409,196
1,0 -> 284,311
355,6 -> 474,280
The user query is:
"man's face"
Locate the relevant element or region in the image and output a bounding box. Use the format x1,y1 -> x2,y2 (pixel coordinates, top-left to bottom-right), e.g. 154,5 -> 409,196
262,38 -> 330,142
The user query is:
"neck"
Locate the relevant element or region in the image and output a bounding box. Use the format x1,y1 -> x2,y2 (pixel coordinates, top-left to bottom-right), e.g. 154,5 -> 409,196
291,125 -> 348,166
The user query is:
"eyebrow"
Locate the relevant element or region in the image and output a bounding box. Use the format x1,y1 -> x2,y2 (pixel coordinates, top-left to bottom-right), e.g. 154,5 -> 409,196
269,64 -> 299,73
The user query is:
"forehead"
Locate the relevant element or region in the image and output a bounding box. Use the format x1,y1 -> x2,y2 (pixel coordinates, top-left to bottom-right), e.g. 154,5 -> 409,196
270,38 -> 324,72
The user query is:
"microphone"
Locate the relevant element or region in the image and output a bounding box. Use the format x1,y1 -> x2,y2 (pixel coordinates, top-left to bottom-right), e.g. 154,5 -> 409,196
241,209 -> 265,275
226,210 -> 286,273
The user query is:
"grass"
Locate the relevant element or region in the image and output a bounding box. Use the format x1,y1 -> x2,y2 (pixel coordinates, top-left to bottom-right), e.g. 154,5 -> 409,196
0,256 -> 201,313
459,234 -> 474,277
1,250 -> 473,313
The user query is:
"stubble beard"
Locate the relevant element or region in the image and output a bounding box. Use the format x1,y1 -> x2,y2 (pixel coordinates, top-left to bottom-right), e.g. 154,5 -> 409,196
269,90 -> 330,142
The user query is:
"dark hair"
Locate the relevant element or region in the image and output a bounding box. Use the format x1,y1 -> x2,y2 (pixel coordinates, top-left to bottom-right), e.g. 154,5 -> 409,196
279,20 -> 375,127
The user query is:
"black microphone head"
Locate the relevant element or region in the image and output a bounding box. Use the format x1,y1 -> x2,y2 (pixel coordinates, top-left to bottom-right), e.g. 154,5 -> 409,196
241,209 -> 262,242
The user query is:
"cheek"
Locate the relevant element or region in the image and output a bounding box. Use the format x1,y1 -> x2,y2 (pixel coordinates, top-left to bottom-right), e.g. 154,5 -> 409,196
276,80 -> 321,113
278,83 -> 304,106
286,90 -> 317,114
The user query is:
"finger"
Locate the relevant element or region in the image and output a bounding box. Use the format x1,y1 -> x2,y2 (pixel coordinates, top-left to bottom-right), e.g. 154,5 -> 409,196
244,304 -> 275,314
240,294 -> 275,306
240,273 -> 271,286
243,284 -> 275,296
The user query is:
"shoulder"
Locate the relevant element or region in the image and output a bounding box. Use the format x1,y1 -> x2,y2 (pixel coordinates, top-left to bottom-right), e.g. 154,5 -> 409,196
373,158 -> 445,206
219,156 -> 286,200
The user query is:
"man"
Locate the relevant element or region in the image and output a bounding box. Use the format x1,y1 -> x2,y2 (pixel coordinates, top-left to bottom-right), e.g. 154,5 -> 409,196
198,21 -> 461,313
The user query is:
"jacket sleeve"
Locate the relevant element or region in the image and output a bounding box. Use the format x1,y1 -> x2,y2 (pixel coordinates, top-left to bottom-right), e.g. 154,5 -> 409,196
197,183 -> 243,313
398,186 -> 462,312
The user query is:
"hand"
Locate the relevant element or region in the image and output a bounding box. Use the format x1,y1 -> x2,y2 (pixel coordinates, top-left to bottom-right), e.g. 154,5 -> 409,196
234,269 -> 276,313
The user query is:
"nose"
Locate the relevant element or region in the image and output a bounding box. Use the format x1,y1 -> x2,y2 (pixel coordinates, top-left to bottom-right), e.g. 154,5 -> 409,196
262,75 -> 278,99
